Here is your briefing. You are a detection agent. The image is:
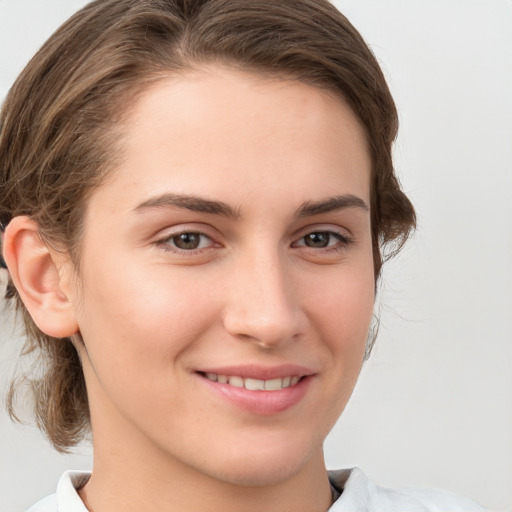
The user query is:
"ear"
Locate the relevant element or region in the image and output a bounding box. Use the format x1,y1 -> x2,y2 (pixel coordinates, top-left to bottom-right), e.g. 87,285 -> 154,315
3,216 -> 79,338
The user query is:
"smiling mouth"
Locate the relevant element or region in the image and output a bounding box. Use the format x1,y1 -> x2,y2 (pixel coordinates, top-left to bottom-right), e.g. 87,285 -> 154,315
200,372 -> 303,391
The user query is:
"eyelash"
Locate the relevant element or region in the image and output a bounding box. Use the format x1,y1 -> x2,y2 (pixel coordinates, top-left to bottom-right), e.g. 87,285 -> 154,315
292,230 -> 353,252
154,229 -> 353,255
155,231 -> 217,253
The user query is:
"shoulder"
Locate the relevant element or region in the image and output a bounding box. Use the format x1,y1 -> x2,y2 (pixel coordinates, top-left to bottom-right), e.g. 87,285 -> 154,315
328,468 -> 486,512
25,471 -> 91,512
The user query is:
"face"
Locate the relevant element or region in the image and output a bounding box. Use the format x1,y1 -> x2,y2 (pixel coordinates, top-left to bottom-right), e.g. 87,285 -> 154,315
67,67 -> 374,486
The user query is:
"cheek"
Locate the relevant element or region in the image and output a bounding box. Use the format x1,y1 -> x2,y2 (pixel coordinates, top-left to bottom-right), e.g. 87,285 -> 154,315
301,260 -> 374,412
74,254 -> 222,378
304,262 -> 375,345
74,265 -> 219,427
110,289 -> 208,349
299,263 -> 374,435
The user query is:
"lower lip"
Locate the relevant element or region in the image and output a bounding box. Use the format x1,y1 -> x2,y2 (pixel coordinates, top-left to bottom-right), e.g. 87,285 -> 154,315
197,374 -> 312,415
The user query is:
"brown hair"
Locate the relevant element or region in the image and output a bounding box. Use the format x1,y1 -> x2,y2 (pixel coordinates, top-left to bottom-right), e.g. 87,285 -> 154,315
0,0 -> 415,452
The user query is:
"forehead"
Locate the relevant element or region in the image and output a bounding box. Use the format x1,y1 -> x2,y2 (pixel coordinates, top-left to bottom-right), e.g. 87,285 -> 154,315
92,66 -> 371,214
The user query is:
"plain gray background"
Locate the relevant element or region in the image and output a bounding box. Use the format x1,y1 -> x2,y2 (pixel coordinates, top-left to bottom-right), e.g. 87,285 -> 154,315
1,1 -> 511,511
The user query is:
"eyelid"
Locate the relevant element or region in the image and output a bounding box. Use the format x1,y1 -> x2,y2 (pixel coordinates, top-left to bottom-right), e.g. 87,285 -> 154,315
293,231 -> 350,246
152,223 -> 222,254
293,223 -> 352,240
291,225 -> 354,252
170,232 -> 213,249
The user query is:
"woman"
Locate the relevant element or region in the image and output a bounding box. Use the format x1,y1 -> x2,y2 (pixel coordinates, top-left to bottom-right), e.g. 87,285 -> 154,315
0,1 -> 485,510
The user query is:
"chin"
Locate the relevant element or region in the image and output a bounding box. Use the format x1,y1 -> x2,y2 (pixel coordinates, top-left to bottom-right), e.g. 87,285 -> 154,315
208,460 -> 307,488
195,436 -> 322,488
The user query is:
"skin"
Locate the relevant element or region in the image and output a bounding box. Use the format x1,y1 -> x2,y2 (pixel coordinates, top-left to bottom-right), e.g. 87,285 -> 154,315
6,67 -> 375,512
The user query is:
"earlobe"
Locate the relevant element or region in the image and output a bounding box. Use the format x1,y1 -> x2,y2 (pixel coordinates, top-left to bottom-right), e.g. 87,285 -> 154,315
3,216 -> 79,338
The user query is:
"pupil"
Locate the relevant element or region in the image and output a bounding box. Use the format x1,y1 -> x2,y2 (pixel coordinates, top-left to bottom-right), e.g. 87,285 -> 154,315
175,233 -> 200,250
305,232 -> 329,248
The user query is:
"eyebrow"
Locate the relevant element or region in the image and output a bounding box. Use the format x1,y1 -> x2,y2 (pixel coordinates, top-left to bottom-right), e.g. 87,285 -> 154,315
134,193 -> 241,218
134,193 -> 368,218
295,194 -> 369,217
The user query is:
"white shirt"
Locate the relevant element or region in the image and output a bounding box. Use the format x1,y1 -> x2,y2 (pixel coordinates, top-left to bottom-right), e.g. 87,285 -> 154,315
27,468 -> 485,511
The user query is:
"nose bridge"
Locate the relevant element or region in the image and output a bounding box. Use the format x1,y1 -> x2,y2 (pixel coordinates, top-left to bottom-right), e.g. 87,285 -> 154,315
223,243 -> 302,346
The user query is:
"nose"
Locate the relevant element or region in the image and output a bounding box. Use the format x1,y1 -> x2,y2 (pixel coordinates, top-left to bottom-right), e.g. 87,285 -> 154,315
222,250 -> 306,348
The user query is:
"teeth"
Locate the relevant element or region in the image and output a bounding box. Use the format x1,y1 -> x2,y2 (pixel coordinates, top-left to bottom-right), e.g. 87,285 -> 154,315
245,378 -> 265,390
204,373 -> 302,390
264,378 -> 283,390
228,376 -> 244,387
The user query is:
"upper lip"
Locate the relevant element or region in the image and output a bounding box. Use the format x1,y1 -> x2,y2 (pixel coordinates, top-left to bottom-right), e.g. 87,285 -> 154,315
195,364 -> 316,380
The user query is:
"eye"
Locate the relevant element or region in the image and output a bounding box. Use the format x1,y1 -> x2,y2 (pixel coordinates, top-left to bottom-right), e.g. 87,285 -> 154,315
160,232 -> 214,251
294,231 -> 351,249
